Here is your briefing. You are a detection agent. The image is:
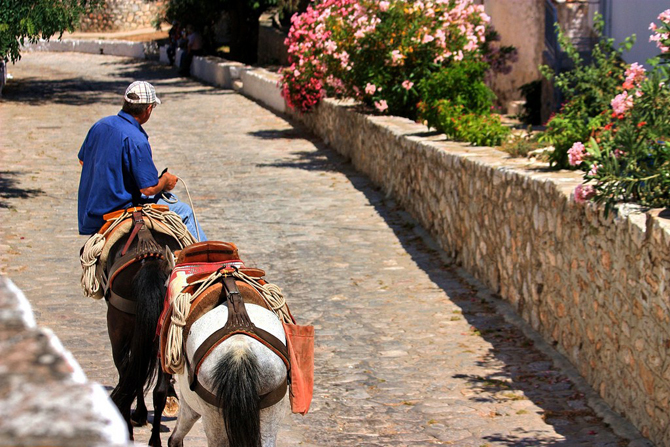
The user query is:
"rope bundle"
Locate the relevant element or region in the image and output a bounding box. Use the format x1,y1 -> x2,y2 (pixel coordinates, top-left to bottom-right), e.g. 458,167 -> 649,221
163,269 -> 292,374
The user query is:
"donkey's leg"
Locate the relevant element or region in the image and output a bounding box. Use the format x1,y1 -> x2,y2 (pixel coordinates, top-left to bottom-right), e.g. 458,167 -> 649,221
107,305 -> 135,439
132,386 -> 148,426
168,397 -> 201,447
149,370 -> 170,447
260,394 -> 290,447
112,371 -> 136,440
201,410 -> 230,447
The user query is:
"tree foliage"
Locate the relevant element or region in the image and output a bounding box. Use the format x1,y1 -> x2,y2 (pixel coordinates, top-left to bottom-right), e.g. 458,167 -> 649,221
0,0 -> 102,63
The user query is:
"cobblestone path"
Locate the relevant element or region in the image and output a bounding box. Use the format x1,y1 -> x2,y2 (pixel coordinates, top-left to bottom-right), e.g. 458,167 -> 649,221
0,52 -> 638,446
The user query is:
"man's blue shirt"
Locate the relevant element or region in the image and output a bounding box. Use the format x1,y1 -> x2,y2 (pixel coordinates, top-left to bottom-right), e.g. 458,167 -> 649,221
78,110 -> 159,234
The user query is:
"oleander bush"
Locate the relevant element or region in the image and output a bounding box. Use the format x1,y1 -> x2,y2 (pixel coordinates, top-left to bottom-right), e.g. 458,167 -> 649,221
281,0 -> 515,145
538,14 -> 632,169
567,10 -> 670,211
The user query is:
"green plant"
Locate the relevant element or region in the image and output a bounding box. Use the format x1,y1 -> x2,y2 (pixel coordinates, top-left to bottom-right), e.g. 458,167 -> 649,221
538,14 -> 633,168
422,100 -> 510,147
416,59 -> 495,124
0,0 -> 103,63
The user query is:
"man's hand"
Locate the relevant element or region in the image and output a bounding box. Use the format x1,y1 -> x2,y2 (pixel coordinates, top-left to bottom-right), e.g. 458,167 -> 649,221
140,171 -> 179,196
163,172 -> 178,191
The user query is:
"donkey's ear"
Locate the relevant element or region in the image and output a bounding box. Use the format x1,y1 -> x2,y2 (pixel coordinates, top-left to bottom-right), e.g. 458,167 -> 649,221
165,245 -> 176,271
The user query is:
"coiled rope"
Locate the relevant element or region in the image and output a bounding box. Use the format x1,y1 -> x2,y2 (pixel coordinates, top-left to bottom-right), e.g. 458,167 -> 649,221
163,269 -> 292,374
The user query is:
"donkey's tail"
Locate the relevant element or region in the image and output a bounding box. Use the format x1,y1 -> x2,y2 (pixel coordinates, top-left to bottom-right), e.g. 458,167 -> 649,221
212,344 -> 262,447
111,259 -> 168,405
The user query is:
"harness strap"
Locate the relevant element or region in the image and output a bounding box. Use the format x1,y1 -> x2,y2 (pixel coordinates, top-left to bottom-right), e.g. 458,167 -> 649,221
121,211 -> 144,256
187,276 -> 290,409
107,290 -> 137,314
192,375 -> 288,409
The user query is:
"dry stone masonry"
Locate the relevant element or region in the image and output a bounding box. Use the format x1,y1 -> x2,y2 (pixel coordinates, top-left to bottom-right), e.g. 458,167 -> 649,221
79,0 -> 165,32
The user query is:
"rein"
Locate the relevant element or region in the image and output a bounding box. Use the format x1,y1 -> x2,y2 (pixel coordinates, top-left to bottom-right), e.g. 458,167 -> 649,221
159,176 -> 202,242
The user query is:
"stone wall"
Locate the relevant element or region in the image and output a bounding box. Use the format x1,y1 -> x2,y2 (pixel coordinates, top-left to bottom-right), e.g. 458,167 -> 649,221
79,0 -> 165,32
279,97 -> 669,446
0,276 -> 130,446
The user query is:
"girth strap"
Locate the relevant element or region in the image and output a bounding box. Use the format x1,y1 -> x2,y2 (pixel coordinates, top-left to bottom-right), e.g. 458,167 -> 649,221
188,275 -> 290,409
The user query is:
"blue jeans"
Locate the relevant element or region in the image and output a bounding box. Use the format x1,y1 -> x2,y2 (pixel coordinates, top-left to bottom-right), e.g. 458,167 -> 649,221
143,192 -> 207,241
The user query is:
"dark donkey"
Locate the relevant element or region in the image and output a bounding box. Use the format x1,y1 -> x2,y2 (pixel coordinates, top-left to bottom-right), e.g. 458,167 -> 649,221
104,213 -> 182,446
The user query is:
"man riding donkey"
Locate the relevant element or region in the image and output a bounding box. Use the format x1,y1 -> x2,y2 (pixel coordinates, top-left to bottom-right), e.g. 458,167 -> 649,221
77,81 -> 205,444
77,81 -> 313,446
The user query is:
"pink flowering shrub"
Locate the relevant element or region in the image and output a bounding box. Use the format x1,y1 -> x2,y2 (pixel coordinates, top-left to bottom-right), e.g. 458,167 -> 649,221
281,0 -> 514,124
538,14 -> 630,168
568,54 -> 670,211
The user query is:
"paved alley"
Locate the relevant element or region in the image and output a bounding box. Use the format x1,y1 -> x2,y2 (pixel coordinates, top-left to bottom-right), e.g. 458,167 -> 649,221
0,52 -> 636,446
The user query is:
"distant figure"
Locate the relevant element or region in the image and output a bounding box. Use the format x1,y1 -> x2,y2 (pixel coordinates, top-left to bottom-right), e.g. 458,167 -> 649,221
167,20 -> 182,66
178,25 -> 204,77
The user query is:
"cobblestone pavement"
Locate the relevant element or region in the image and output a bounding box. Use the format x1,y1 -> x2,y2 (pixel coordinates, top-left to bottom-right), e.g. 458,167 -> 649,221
0,52 -> 641,446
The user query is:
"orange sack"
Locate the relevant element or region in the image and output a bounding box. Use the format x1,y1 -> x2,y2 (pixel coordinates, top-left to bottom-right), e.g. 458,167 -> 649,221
282,322 -> 314,415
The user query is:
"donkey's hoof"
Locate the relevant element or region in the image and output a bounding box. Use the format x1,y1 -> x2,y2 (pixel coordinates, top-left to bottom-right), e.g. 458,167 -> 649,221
130,411 -> 148,427
163,396 -> 179,418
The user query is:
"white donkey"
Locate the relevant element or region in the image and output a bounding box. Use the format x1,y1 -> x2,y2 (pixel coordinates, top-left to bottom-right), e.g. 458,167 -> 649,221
168,302 -> 290,447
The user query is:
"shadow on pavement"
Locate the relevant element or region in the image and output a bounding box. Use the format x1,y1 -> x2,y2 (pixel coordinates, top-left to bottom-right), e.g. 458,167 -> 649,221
1,59 -> 230,106
0,171 -> 44,208
255,121 -> 628,446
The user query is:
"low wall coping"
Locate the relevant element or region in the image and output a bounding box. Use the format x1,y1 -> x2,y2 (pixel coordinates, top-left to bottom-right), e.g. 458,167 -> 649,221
0,276 -> 131,446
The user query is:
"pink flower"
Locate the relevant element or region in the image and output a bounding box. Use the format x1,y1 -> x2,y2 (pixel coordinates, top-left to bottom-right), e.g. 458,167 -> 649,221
402,80 -> 414,90
422,34 -> 435,44
379,1 -> 390,12
375,100 -> 388,112
611,91 -> 634,115
365,83 -> 377,95
568,142 -> 587,166
574,184 -> 596,204
391,50 -> 405,66
623,62 -> 646,89
588,163 -> 599,177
